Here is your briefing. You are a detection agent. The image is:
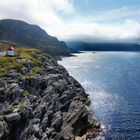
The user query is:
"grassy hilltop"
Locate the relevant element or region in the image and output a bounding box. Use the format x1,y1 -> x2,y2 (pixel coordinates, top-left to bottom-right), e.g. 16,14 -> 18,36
0,40 -> 41,77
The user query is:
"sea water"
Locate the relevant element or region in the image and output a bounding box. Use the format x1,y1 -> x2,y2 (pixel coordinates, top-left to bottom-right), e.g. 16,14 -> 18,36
58,52 -> 140,140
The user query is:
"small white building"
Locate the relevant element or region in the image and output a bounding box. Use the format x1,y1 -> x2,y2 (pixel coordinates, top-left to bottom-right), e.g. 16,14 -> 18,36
6,43 -> 14,56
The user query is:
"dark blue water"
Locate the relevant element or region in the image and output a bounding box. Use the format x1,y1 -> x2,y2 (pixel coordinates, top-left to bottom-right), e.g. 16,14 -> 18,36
58,52 -> 140,140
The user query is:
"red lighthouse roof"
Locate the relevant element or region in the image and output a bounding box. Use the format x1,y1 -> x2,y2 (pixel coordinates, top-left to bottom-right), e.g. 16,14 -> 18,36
7,43 -> 14,51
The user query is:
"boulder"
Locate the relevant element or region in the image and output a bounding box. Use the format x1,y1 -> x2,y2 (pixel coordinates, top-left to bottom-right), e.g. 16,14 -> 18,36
6,83 -> 23,102
0,82 -> 7,89
0,121 -> 9,139
7,70 -> 21,79
5,112 -> 21,122
51,112 -> 63,131
21,67 -> 29,75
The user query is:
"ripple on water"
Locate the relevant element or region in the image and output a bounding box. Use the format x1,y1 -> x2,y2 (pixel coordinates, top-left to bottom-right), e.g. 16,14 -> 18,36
58,52 -> 140,139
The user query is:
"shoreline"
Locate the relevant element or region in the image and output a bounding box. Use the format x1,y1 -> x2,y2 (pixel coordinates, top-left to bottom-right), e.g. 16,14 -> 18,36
58,53 -> 101,139
0,51 -> 100,140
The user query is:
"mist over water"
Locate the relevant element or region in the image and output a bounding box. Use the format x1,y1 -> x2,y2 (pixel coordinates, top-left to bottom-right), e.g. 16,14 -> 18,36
58,52 -> 140,140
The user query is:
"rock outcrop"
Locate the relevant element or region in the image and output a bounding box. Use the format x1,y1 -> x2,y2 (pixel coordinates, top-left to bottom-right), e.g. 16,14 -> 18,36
0,52 -> 99,140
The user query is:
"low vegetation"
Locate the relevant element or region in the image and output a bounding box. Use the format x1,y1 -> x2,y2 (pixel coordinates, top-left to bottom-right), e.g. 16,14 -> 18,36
21,66 -> 42,79
0,40 -> 41,77
19,102 -> 27,110
22,90 -> 33,99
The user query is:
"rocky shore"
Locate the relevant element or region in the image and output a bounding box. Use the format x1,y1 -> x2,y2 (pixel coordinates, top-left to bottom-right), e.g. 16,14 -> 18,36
0,51 -> 100,140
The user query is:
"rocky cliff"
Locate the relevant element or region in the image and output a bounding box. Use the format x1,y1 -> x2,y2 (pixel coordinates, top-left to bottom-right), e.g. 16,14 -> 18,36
0,49 -> 99,140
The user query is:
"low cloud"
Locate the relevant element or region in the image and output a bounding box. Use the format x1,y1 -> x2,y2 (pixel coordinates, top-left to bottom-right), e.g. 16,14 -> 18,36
60,19 -> 140,43
0,0 -> 140,43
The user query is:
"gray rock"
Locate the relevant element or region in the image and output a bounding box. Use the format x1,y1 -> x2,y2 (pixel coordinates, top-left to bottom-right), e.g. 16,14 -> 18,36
0,82 -> 7,89
18,126 -> 31,140
60,100 -> 71,112
21,67 -> 29,75
16,59 -> 32,63
54,125 -> 74,140
41,133 -> 48,140
30,118 -> 40,125
0,53 -> 99,140
41,114 -> 48,131
32,124 -> 39,133
0,102 -> 12,115
5,83 -> 23,102
60,95 -> 70,104
5,112 -> 21,122
27,135 -> 37,140
51,117 -> 63,130
0,116 -> 4,121
0,121 -> 9,139
8,70 -> 21,79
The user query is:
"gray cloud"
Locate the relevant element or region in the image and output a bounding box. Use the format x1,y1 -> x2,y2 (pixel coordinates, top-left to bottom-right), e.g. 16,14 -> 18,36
0,0 -> 140,43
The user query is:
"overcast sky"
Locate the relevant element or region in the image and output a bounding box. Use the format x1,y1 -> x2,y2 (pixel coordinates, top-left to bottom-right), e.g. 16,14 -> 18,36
0,0 -> 140,43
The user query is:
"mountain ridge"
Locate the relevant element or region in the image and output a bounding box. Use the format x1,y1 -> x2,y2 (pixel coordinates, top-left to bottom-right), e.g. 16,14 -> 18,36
66,41 -> 140,51
0,19 -> 75,56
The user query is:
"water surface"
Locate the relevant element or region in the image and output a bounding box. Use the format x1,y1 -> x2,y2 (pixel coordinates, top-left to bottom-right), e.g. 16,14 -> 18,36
58,52 -> 140,140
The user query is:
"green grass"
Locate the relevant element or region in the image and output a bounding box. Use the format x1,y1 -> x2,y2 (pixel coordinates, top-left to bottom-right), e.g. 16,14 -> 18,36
10,101 -> 27,113
21,66 -> 42,79
0,40 -> 42,77
0,40 -> 9,51
22,90 -> 33,98
19,102 -> 27,110
0,67 -> 7,76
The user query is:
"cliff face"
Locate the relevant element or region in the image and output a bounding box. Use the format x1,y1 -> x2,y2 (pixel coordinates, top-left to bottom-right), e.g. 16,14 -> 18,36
0,50 -> 99,140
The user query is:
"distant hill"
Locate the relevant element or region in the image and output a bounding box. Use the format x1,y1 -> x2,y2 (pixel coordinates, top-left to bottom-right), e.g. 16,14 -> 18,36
66,41 -> 91,51
0,19 -> 75,56
66,41 -> 140,51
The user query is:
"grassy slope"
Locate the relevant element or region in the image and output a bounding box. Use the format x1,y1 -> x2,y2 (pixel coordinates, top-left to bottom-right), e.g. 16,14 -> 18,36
0,40 -> 42,77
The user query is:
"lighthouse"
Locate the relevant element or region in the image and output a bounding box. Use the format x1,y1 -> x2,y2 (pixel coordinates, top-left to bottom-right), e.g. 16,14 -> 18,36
6,42 -> 14,56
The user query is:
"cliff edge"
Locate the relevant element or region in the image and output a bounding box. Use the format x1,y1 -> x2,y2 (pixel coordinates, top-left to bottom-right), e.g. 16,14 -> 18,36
0,48 -> 100,140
